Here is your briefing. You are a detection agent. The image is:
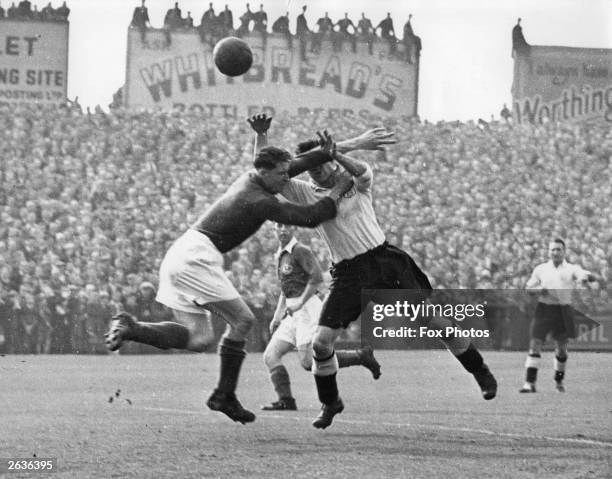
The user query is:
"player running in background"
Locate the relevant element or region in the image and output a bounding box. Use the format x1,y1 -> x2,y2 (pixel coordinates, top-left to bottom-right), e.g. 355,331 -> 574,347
249,114 -> 498,429
261,223 -> 380,411
521,238 -> 601,393
105,135 -> 353,424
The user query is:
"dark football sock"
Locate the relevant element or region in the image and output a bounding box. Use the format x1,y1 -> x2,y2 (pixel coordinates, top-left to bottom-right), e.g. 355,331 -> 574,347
526,367 -> 538,383
131,322 -> 190,350
455,343 -> 484,373
270,365 -> 292,400
216,338 -> 246,394
314,373 -> 339,405
336,350 -> 361,368
313,351 -> 339,405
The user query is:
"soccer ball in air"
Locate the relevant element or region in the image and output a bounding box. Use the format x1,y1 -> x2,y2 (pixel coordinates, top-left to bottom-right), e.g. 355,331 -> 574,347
212,37 -> 253,77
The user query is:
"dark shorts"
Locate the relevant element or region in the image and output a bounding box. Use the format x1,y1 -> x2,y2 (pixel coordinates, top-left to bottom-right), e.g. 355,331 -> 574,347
530,303 -> 576,341
319,242 -> 433,329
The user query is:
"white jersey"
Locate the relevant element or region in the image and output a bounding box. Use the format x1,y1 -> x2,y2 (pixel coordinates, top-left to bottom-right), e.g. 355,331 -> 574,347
526,260 -> 591,305
282,165 -> 386,263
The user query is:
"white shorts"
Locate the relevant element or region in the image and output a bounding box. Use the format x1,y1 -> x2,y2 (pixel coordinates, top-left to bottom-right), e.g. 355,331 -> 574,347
273,295 -> 322,347
156,229 -> 240,313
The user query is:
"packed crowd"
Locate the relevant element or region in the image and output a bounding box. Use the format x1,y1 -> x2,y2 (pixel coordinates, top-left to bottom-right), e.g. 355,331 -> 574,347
0,0 -> 69,22
0,101 -> 610,353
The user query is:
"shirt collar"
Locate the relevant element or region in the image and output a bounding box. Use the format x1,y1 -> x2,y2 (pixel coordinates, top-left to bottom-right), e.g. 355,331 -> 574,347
547,260 -> 567,268
276,237 -> 298,258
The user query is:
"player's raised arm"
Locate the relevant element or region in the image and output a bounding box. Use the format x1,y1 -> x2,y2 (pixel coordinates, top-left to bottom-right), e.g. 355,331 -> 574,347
247,114 -> 272,156
288,130 -> 337,177
334,152 -> 372,192
336,127 -> 396,153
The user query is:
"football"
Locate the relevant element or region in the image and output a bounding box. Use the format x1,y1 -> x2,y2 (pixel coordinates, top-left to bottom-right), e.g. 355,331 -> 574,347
212,37 -> 253,77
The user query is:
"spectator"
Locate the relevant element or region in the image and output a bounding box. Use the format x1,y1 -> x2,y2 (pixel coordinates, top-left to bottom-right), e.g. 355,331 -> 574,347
217,4 -> 233,36
512,17 -> 530,56
335,12 -> 356,53
17,0 -> 31,19
376,12 -> 396,55
236,2 -> 253,37
252,3 -> 267,33
295,4 -> 309,60
40,2 -> 53,20
311,11 -> 333,53
201,2 -> 215,28
402,14 -> 422,64
500,104 -> 512,122
55,0 -> 68,21
164,1 -> 182,30
272,11 -> 292,48
252,3 -> 267,47
184,11 -> 193,28
357,12 -> 374,54
7,1 -> 17,18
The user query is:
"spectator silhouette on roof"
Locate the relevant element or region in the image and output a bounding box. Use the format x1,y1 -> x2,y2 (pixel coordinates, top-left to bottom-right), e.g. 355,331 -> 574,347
312,11 -> 333,53
335,13 -> 356,53
17,0 -> 32,19
252,3 -> 267,47
131,0 -> 150,40
296,5 -> 309,60
55,1 -> 69,21
376,12 -> 396,56
236,2 -> 253,36
402,14 -> 422,64
7,2 -> 17,18
218,4 -> 233,35
272,11 -> 292,48
512,17 -> 530,56
357,12 -> 374,55
201,2 -> 215,29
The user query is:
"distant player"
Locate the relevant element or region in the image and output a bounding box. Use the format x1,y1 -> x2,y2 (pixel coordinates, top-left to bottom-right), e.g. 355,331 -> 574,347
105,135 -> 353,424
521,238 -> 600,393
261,223 -> 380,411
249,115 -> 498,429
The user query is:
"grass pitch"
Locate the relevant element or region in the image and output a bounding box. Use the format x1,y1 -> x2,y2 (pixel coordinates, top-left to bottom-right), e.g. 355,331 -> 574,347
1,351 -> 611,478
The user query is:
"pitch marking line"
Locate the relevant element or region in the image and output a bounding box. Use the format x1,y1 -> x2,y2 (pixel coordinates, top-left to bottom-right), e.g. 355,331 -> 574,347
141,406 -> 612,449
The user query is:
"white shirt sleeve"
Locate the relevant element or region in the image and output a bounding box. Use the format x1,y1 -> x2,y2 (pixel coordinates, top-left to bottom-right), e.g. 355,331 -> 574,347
281,178 -> 315,204
571,264 -> 591,283
525,265 -> 541,289
354,164 -> 373,193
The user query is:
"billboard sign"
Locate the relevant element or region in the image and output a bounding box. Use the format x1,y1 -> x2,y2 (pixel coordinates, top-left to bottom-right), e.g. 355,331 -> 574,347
125,29 -> 419,119
512,44 -> 612,124
0,20 -> 69,104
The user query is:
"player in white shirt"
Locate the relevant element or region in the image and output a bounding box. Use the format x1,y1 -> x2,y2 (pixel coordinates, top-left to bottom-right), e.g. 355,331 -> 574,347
521,238 -> 599,393
249,115 -> 497,429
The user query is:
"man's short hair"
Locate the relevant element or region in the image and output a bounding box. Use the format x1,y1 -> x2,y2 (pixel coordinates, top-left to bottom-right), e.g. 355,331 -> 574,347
254,146 -> 291,170
295,139 -> 320,155
552,238 -> 566,249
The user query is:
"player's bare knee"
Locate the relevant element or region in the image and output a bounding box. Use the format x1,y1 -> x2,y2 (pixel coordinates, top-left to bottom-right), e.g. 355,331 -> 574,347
529,339 -> 543,354
234,312 -> 256,337
555,346 -> 568,360
312,338 -> 332,358
263,346 -> 281,369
